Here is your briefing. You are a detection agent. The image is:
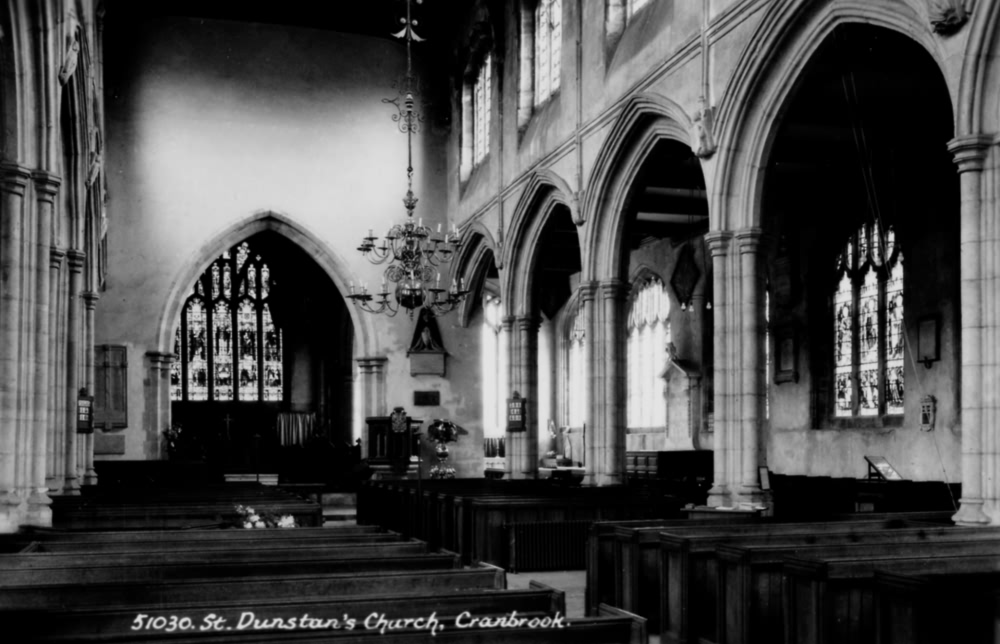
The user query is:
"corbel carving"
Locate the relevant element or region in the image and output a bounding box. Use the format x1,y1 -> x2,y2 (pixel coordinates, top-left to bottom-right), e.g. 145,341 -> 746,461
928,0 -> 973,35
693,97 -> 717,159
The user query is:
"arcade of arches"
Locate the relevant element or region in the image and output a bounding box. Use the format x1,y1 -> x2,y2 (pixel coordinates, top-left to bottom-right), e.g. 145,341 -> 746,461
3,0 -> 1000,532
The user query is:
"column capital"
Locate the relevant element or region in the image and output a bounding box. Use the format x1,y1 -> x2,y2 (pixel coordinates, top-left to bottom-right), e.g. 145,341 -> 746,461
947,134 -> 994,173
734,227 -> 764,254
50,246 -> 66,269
578,280 -> 599,301
66,249 -> 86,272
82,290 -> 100,310
514,314 -> 540,332
31,171 -> 62,202
704,230 -> 734,256
145,351 -> 174,369
0,163 -> 32,195
356,356 -> 388,373
598,278 -> 629,301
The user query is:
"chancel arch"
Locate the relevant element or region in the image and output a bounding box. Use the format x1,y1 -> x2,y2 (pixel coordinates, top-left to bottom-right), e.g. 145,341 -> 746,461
157,212 -> 375,480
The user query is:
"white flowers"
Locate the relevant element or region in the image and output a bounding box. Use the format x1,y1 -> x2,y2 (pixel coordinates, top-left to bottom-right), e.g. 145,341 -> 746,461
234,504 -> 297,529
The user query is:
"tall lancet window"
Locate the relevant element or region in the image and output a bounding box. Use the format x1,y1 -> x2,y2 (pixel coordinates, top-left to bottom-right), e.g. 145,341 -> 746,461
567,302 -> 586,428
482,293 -> 507,438
534,0 -> 562,105
627,276 -> 670,430
473,53 -> 492,166
172,241 -> 283,403
833,224 -> 903,418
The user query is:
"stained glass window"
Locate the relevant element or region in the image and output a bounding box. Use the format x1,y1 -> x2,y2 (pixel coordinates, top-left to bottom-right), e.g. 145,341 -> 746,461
170,240 -> 283,403
627,277 -> 670,430
473,53 -> 492,166
568,302 -> 587,428
534,0 -> 562,106
833,223 -> 903,418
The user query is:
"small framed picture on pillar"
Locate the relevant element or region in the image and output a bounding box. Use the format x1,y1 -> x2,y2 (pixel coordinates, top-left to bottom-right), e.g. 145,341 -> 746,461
774,325 -> 799,384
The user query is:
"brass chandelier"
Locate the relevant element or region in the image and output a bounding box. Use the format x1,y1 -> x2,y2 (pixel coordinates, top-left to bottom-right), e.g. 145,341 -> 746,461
348,0 -> 468,318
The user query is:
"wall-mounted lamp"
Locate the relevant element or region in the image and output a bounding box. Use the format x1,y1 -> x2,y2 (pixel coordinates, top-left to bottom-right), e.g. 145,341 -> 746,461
917,315 -> 940,369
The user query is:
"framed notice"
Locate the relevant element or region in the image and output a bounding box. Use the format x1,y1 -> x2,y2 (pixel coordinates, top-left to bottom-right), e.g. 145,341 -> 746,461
865,455 -> 904,481
507,391 -> 527,432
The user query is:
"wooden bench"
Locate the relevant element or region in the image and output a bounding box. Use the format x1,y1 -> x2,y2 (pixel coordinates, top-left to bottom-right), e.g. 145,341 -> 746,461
783,546 -> 1000,644
872,569 -> 1000,644
0,564 -> 507,610
659,521 -> 993,644
21,531 -> 405,553
585,515 -> 761,617
715,534 -> 1000,644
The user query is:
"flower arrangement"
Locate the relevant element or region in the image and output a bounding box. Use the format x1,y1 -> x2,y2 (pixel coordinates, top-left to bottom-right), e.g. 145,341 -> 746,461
162,423 -> 185,455
234,504 -> 297,529
426,419 -> 463,443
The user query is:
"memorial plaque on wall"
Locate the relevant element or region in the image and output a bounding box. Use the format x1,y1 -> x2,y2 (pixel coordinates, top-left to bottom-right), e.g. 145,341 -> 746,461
507,392 -> 526,432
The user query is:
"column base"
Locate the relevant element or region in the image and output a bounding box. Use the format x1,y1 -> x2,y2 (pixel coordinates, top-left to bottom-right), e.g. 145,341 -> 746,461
0,492 -> 24,534
25,497 -> 53,528
953,498 -> 991,526
61,476 -> 81,496
83,469 -> 98,486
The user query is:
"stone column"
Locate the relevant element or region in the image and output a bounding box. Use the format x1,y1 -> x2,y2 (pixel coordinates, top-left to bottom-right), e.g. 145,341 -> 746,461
579,281 -> 598,485
356,356 -> 388,458
46,248 -> 65,494
82,291 -> 99,485
145,351 -> 173,459
501,316 -> 516,479
735,228 -> 765,502
599,279 -> 628,485
62,249 -> 85,495
705,231 -> 733,506
26,172 -> 59,525
0,164 -> 31,531
948,135 -> 993,526
513,315 -> 540,479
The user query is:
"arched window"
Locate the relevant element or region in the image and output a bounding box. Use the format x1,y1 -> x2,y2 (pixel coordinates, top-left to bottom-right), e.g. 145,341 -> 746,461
473,52 -> 492,166
534,0 -> 562,106
833,224 -> 903,418
171,241 -> 284,403
482,293 -> 507,437
627,276 -> 670,429
567,301 -> 586,428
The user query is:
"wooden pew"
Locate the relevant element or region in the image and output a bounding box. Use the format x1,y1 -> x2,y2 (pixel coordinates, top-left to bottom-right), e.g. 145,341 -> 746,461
715,534 -> 1000,644
21,531 -> 406,554
0,540 -> 427,568
585,515 -> 760,617
0,565 -> 507,610
659,522 -> 995,644
782,546 -> 1000,644
11,586 -> 568,642
872,569 -> 1000,644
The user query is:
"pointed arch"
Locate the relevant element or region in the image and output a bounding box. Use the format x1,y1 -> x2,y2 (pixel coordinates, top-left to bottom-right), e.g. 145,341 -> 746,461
501,168 -> 579,316
711,0 -> 948,232
581,92 -> 699,281
455,227 -> 500,328
156,210 -> 375,359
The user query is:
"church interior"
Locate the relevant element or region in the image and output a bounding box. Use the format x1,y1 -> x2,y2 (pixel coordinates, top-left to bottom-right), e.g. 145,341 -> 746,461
3,0 -> 1000,642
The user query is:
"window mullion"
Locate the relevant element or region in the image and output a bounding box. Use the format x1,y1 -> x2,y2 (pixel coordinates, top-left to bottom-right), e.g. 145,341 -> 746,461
851,262 -> 861,417
181,305 -> 189,402
878,274 -> 887,416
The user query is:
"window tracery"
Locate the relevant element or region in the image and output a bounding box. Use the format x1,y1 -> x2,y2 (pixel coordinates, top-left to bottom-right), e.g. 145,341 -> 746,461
171,241 -> 283,403
833,224 -> 903,418
534,0 -> 561,106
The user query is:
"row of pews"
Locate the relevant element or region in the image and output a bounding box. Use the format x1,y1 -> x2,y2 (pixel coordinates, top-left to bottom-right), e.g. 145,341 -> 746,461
0,482 -> 649,643
587,509 -> 1000,644
358,478 -> 672,569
